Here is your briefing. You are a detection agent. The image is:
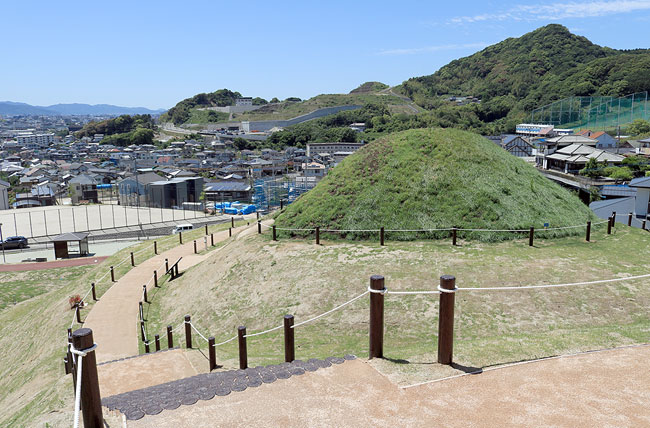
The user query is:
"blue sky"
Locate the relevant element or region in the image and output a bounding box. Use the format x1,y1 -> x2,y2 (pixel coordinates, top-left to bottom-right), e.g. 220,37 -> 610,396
3,0 -> 650,109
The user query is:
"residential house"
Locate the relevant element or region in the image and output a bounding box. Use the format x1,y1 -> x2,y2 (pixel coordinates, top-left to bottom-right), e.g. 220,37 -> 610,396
204,181 -> 253,203
302,162 -> 326,180
543,144 -> 625,174
629,176 -> 650,218
69,174 -> 98,204
577,130 -> 618,148
488,135 -> 535,158
147,177 -> 203,209
117,171 -> 163,206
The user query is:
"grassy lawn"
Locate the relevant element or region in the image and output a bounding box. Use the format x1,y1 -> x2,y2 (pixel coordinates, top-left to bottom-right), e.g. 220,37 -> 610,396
0,265 -> 95,310
144,224 -> 650,385
0,218 -> 250,426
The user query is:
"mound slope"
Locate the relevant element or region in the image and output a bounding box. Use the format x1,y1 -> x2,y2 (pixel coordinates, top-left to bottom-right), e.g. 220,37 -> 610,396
275,128 -> 594,240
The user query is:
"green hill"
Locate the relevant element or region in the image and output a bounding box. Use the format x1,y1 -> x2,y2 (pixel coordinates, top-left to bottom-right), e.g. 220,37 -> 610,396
396,24 -> 650,131
350,81 -> 389,93
275,128 -> 595,241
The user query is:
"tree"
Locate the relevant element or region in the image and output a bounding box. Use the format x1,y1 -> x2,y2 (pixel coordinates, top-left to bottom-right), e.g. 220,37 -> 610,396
606,166 -> 634,181
270,97 -> 280,103
252,97 -> 268,105
579,158 -> 603,178
626,119 -> 650,136
285,97 -> 302,102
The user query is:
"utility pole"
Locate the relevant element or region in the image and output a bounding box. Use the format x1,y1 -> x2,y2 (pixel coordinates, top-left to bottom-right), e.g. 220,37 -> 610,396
0,223 -> 6,264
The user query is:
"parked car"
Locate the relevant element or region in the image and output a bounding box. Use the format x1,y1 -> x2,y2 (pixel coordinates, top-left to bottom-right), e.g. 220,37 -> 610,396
0,236 -> 28,249
172,224 -> 194,234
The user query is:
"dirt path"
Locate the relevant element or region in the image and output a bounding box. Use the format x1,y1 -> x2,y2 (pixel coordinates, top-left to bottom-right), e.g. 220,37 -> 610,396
127,345 -> 650,427
98,349 -> 199,397
0,256 -> 108,272
84,223 -> 254,364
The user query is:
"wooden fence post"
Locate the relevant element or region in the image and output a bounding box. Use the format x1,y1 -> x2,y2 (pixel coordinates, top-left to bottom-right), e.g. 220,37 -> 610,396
179,231 -> 183,244
110,266 -> 115,282
612,211 -> 617,226
154,241 -> 157,255
438,275 -> 456,365
130,252 -> 135,266
258,221 -> 261,234
452,227 -> 457,246
193,240 -> 197,254
155,334 -> 160,352
211,233 -> 214,246
154,270 -> 158,287
185,315 -> 192,349
139,301 -> 143,321
91,283 -> 97,301
238,326 -> 248,369
256,211 -> 260,220
167,325 -> 173,349
209,337 -> 216,371
144,341 -> 150,354
205,224 -> 208,235
586,221 -> 591,242
76,305 -> 83,324
280,199 -> 284,210
229,227 -> 232,237
628,213 -> 633,227
71,328 -> 102,428
284,315 -> 295,362
643,220 -> 647,230
369,275 -> 385,359
607,217 -> 612,235
272,225 -> 277,241
316,226 -> 320,245
140,320 -> 146,341
529,227 -> 534,247
143,285 -> 148,303
380,227 -> 385,246
231,217 -> 234,228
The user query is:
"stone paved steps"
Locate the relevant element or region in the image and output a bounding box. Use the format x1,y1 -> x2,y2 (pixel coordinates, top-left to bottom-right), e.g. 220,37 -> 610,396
102,355 -> 354,421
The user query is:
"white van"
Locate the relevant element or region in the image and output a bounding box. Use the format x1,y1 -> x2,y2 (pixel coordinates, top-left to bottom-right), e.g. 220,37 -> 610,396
172,223 -> 194,234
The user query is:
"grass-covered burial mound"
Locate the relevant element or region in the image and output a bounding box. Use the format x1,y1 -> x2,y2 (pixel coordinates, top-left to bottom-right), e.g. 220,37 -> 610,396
275,128 -> 595,241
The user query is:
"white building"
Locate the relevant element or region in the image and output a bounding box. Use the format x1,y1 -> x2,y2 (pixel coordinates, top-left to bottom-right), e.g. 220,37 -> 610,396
236,97 -> 253,107
16,133 -> 55,147
630,177 -> 650,218
306,142 -> 365,157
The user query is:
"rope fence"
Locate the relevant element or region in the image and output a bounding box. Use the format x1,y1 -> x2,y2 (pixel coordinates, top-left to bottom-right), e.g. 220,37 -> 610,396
135,267 -> 650,375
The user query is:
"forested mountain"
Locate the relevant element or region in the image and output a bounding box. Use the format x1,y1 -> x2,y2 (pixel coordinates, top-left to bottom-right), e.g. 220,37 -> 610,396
396,24 -> 650,132
0,101 -> 164,116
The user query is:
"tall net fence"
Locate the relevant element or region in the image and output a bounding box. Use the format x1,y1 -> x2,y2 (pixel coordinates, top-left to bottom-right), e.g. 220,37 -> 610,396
530,92 -> 649,131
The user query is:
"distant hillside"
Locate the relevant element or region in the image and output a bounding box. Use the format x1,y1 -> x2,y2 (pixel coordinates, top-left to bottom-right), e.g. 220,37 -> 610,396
161,87 -> 411,126
0,101 -> 165,116
396,24 -> 650,131
274,128 -> 594,241
350,81 -> 389,94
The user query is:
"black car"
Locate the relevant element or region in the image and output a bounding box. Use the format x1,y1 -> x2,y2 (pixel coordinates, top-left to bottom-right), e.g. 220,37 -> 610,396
0,236 -> 28,249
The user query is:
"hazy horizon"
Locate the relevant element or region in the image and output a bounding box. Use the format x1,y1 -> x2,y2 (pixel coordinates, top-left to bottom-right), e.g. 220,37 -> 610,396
4,0 -> 650,110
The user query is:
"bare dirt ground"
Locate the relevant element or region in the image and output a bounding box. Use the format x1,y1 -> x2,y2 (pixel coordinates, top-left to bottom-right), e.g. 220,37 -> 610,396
128,345 -> 650,427
0,256 -> 107,272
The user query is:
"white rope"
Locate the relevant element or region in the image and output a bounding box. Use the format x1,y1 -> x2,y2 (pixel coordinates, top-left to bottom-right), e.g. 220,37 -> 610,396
212,335 -> 238,347
389,290 -> 441,295
458,272 -> 650,291
243,324 -> 284,338
70,343 -> 97,428
456,228 -> 529,232
189,322 -> 210,342
320,228 -> 380,232
292,290 -> 370,329
273,227 -> 315,231
437,285 -> 458,293
384,228 -> 452,232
